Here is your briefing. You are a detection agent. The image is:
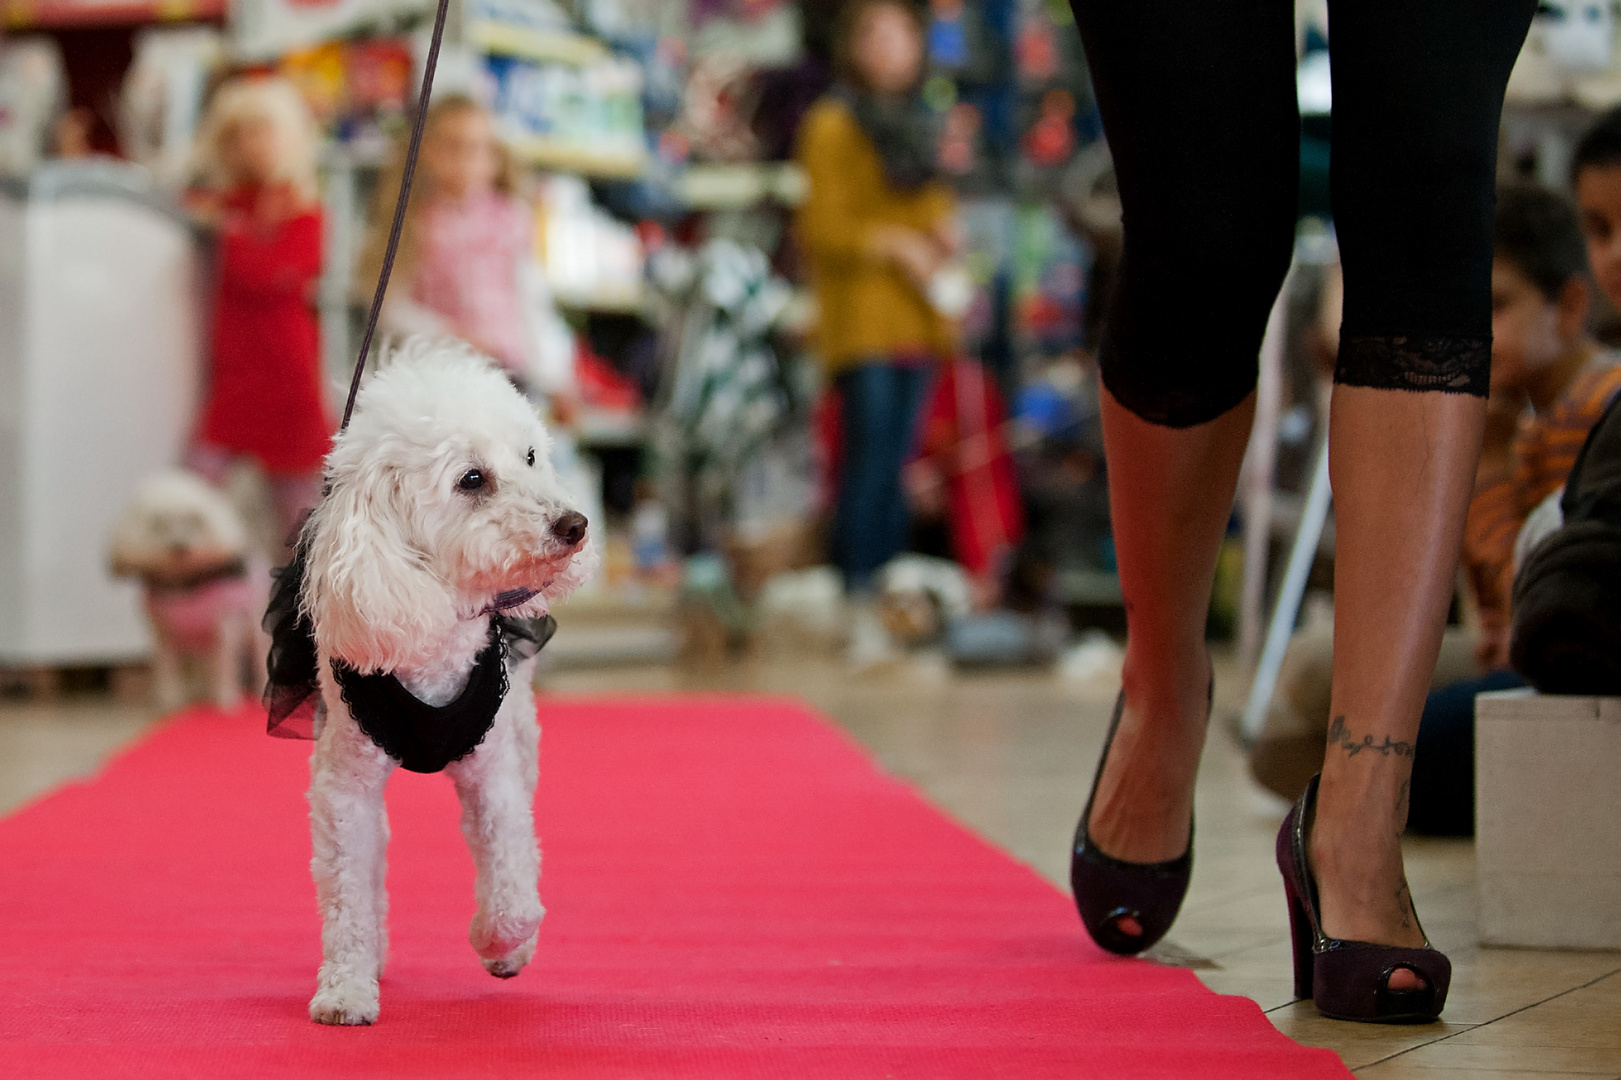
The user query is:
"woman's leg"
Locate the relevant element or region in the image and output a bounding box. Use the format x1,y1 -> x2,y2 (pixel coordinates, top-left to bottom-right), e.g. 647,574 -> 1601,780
1316,0 -> 1537,967
835,362 -> 915,593
886,364 -> 932,560
1088,396 -> 1254,870
1068,0 -> 1298,882
1316,390 -> 1483,959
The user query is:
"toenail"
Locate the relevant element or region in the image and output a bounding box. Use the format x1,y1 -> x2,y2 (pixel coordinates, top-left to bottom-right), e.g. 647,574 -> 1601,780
1382,965 -> 1429,991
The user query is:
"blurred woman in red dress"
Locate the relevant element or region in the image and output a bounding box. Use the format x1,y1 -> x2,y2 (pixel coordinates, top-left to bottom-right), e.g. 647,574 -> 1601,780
187,76 -> 332,548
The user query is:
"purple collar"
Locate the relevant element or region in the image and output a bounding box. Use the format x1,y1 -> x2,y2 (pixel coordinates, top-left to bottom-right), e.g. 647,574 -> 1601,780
482,587 -> 540,615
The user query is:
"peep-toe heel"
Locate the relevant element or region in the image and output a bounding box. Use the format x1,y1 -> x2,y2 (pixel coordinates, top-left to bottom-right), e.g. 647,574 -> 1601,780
1276,774 -> 1452,1023
1069,689 -> 1204,955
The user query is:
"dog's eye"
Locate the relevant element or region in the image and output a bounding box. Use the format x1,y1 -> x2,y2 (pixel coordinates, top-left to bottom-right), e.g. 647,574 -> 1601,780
457,469 -> 486,492
526,447 -> 536,467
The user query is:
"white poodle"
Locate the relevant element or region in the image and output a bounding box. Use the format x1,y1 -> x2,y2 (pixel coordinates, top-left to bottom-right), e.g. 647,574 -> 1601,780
109,469 -> 270,710
266,342 -> 595,1026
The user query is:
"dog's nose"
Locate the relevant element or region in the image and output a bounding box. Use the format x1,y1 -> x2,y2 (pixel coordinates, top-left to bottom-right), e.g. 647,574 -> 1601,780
551,511 -> 587,547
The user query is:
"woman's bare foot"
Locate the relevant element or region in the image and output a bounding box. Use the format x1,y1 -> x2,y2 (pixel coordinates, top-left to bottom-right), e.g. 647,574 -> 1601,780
1085,645 -> 1211,938
1311,751 -> 1430,991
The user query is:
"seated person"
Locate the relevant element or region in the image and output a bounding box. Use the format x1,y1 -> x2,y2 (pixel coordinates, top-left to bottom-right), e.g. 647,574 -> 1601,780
1407,175 -> 1621,834
1249,177 -> 1621,828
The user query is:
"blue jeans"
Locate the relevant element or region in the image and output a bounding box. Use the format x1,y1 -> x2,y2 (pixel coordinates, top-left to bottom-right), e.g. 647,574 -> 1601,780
833,362 -> 931,593
1407,668 -> 1526,836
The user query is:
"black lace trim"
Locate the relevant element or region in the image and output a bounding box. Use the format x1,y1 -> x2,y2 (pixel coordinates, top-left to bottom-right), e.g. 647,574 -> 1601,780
334,622 -> 508,774
264,537 -> 319,740
1334,335 -> 1490,396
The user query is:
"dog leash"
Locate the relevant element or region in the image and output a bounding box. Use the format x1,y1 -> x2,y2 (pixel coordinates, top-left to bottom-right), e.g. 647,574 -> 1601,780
341,0 -> 452,432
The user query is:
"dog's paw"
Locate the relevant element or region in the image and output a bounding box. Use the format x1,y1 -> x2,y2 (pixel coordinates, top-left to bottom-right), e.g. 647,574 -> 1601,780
469,907 -> 543,962
309,981 -> 380,1026
481,932 -> 537,979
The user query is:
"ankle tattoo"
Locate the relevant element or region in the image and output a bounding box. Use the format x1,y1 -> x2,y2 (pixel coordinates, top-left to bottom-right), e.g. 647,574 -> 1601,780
1395,878 -> 1414,931
1327,716 -> 1416,760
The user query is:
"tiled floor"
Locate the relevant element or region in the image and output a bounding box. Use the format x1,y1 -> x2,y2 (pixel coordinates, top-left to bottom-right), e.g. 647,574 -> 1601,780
2,648 -> 1615,1077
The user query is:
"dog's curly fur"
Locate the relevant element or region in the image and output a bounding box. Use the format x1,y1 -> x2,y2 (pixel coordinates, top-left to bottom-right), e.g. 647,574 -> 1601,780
298,341 -> 596,1025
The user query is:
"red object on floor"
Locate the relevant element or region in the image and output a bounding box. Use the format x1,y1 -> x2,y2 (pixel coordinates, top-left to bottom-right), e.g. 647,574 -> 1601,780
919,358 -> 1026,576
575,345 -> 643,411
0,699 -> 1350,1079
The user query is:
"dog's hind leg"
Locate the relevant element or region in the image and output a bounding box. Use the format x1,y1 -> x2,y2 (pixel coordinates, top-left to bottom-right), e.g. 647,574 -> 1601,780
151,634 -> 185,712
447,680 -> 543,978
211,610 -> 246,710
307,709 -> 396,1024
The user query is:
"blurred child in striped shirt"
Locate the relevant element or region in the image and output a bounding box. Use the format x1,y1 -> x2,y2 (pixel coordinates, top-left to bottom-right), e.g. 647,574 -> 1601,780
1409,173 -> 1621,834
1462,183 -> 1621,672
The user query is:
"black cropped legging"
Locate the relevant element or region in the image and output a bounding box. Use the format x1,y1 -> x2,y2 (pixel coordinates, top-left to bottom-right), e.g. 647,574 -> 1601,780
1070,0 -> 1538,428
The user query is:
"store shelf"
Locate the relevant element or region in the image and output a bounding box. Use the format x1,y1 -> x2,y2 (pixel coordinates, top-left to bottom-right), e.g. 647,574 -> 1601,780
466,19 -> 608,66
536,622 -> 678,670
676,163 -> 808,210
554,288 -> 646,316
3,0 -> 223,28
509,136 -> 646,179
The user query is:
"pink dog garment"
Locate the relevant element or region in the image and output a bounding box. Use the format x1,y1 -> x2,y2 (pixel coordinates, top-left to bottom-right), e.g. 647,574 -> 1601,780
144,561 -> 268,653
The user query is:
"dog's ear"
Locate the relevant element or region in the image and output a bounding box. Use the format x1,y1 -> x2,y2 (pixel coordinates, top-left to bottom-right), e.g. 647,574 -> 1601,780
299,461 -> 457,673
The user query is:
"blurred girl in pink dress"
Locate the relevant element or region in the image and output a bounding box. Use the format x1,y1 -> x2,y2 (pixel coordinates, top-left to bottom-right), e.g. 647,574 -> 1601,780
357,94 -> 575,406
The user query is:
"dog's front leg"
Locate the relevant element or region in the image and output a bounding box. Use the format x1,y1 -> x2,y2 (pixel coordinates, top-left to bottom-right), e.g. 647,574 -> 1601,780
307,714 -> 395,1024
447,699 -> 543,979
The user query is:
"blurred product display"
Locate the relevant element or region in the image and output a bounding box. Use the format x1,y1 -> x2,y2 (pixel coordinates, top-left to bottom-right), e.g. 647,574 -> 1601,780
0,39 -> 66,176
230,0 -> 429,62
653,237 -> 809,552
3,6 -> 1620,1070
120,27 -> 226,185
1,0 -> 1617,679
485,51 -> 646,175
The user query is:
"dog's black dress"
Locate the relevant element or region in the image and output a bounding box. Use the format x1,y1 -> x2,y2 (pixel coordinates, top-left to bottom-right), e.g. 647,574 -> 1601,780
333,621 -> 506,774
262,537 -> 556,772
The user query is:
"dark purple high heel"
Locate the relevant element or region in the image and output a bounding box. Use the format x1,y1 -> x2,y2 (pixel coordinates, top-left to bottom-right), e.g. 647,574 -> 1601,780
1069,691 -> 1198,955
1277,774 -> 1451,1023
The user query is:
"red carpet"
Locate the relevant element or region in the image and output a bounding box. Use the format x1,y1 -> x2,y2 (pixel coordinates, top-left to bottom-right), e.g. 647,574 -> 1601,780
0,697 -> 1349,1078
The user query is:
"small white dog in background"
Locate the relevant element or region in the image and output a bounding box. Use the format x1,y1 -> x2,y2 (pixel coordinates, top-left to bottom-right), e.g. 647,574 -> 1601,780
269,341 -> 596,1026
109,469 -> 270,710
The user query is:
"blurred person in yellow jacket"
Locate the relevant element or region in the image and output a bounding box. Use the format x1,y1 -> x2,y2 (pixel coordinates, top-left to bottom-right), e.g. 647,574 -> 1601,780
795,0 -> 958,665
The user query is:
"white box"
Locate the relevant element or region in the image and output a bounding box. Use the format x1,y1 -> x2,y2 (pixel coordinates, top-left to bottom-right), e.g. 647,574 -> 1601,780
1476,690 -> 1621,950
